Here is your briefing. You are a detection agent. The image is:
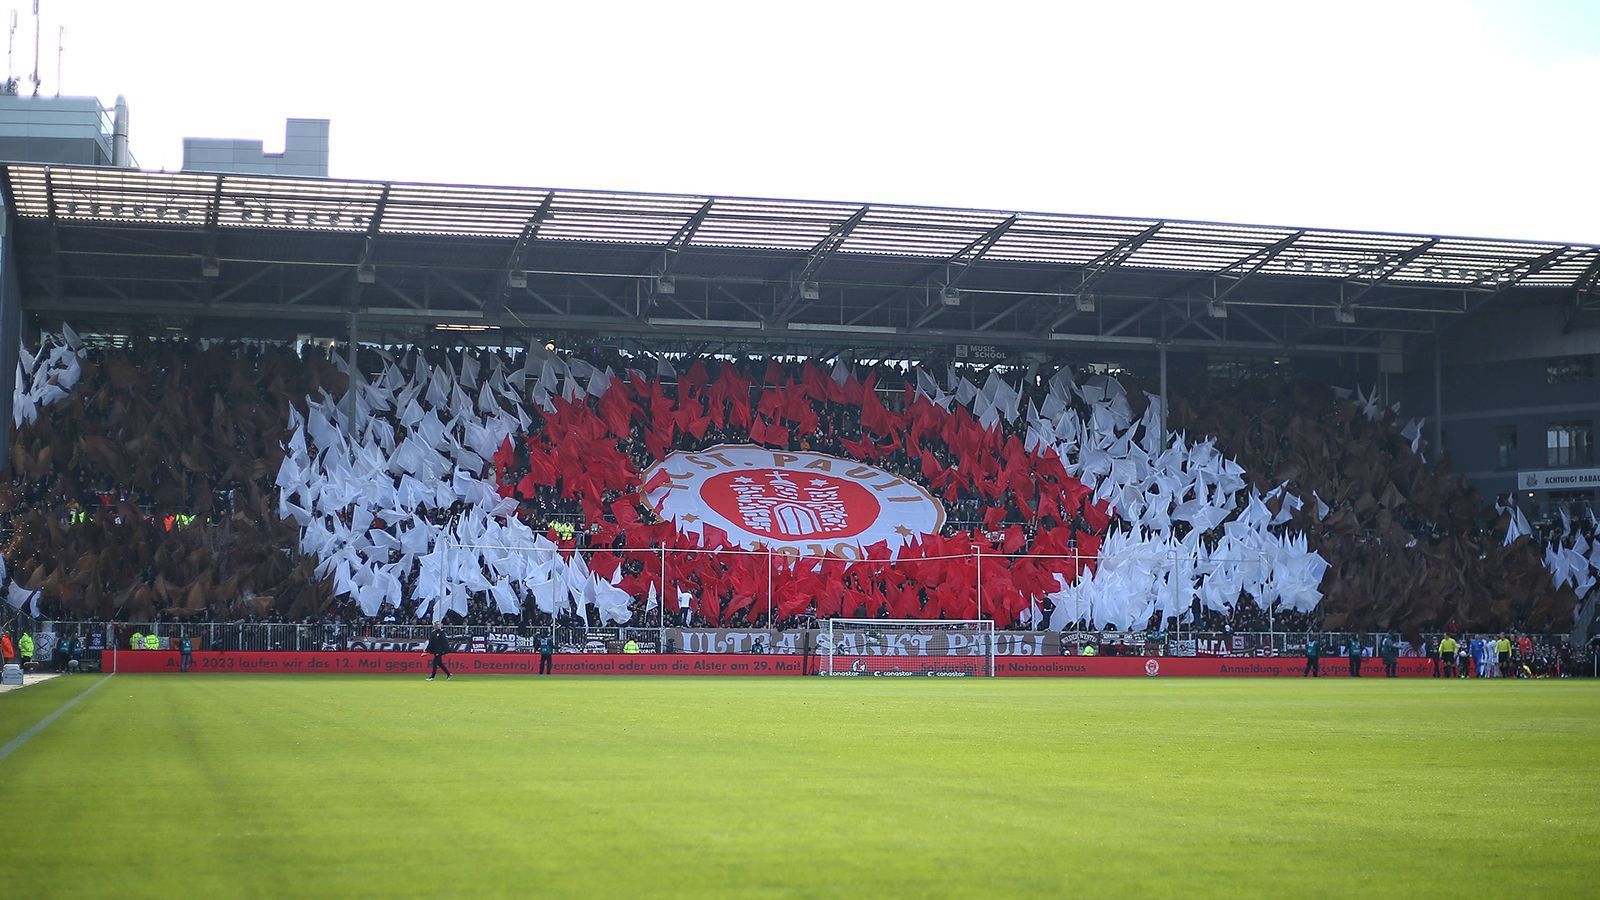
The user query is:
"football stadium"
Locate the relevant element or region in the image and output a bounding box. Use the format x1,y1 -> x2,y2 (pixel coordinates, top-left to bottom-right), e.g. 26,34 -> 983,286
3,8 -> 1600,896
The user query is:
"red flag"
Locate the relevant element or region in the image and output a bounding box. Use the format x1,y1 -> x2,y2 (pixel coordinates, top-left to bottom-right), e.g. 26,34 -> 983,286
1001,524 -> 1027,554
890,581 -> 923,618
1038,493 -> 1060,524
700,522 -> 729,550
579,491 -> 606,524
1081,499 -> 1113,532
492,436 -> 515,473
840,436 -> 877,460
684,360 -> 711,391
814,578 -> 845,618
756,388 -> 782,421
588,552 -> 621,581
612,500 -> 640,529
983,505 -> 1006,530
696,592 -> 723,627
643,468 -> 671,493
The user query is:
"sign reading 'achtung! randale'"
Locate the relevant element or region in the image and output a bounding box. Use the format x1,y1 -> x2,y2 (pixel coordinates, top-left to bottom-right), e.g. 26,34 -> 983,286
643,444 -> 945,558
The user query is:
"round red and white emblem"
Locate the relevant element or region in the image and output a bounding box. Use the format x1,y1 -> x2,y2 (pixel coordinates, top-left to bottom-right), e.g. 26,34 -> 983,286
1144,658 -> 1161,677
643,444 -> 945,557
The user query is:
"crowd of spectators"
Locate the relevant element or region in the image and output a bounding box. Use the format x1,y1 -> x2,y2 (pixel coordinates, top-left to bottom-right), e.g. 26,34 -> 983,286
2,339 -> 1582,638
1170,377 -> 1578,634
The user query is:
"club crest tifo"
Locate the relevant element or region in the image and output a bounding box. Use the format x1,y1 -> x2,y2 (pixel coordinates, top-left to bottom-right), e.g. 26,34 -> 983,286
644,444 -> 945,557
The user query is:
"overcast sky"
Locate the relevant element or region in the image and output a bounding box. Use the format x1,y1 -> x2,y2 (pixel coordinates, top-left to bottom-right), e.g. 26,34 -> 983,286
28,0 -> 1600,244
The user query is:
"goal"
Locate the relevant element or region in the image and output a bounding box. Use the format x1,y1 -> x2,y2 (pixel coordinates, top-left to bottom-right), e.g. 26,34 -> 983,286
822,619 -> 995,677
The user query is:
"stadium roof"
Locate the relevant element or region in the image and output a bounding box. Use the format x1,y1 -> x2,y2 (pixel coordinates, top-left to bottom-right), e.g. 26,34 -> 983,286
4,163 -> 1597,357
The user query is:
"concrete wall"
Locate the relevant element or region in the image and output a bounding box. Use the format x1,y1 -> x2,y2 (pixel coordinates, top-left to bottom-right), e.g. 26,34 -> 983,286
182,118 -> 329,177
1390,306 -> 1599,512
0,208 -> 22,454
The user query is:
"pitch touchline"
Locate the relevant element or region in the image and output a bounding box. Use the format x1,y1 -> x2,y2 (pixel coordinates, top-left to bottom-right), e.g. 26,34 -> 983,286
0,674 -> 112,765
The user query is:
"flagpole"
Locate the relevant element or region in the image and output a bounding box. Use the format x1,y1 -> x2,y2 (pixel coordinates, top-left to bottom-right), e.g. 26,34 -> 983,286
1082,547 -> 1091,630
438,540 -> 448,627
658,546 -> 667,644
765,547 -> 773,631
972,543 -> 982,622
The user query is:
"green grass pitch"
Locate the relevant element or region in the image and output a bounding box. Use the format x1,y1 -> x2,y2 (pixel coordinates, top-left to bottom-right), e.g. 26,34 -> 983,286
3,674 -> 1597,897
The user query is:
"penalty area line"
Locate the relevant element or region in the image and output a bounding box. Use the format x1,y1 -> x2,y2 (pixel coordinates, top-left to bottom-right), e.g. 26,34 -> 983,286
0,674 -> 112,765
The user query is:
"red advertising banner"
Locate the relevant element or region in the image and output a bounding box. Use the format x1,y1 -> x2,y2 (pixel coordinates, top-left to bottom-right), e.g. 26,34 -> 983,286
104,651 -> 802,676
996,657 -> 1438,677
104,651 -> 1438,678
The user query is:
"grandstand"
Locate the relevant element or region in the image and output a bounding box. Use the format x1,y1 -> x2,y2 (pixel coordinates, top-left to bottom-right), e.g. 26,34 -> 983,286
1,163 -> 1597,648
4,158 -> 1599,900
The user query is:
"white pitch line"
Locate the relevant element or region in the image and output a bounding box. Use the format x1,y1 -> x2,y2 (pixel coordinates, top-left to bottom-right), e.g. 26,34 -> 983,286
0,674 -> 112,764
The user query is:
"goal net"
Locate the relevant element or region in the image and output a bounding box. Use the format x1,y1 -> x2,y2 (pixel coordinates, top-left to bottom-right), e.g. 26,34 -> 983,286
822,619 -> 995,677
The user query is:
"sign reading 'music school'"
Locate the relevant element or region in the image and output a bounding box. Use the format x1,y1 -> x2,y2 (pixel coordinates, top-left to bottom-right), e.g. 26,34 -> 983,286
643,444 -> 945,558
1519,467 -> 1600,492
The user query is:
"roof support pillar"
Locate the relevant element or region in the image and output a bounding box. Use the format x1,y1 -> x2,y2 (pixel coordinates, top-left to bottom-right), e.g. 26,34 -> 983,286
344,309 -> 360,422
1432,331 -> 1443,458
1158,342 -> 1169,445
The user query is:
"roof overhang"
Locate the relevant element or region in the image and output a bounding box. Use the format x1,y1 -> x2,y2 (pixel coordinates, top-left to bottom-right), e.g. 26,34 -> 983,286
4,163 -> 1594,356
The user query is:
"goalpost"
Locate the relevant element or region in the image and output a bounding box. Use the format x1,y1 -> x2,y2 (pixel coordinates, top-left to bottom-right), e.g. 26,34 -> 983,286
822,618 -> 995,677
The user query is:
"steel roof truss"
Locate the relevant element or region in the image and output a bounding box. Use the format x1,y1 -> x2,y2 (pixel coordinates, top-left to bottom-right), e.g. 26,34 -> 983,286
1339,238 -> 1439,306
1046,224 -> 1162,330
771,206 -> 870,324
1207,231 -> 1303,307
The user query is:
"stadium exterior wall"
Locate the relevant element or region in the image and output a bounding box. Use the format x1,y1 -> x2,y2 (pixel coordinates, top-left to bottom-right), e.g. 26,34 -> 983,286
1392,307 -> 1598,513
0,222 -> 22,450
102,651 -> 1438,678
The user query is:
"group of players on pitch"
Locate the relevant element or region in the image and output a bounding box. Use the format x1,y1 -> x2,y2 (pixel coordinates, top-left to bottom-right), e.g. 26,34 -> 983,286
1302,634 -> 1524,678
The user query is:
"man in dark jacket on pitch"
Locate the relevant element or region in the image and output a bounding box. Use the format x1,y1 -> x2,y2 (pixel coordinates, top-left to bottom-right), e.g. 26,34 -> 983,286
537,634 -> 554,675
425,626 -> 453,681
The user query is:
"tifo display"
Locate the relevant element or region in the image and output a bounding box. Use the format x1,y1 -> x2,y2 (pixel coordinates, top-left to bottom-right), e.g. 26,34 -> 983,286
3,329 -> 1594,641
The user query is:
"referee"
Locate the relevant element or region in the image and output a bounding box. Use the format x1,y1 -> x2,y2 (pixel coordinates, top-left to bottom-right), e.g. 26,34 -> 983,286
424,625 -> 453,681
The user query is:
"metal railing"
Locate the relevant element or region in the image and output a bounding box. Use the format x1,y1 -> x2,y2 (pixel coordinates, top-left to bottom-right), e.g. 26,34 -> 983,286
16,620 -> 1576,664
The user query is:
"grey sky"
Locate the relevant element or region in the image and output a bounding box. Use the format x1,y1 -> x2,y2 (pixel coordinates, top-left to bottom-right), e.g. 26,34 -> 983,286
31,0 -> 1600,244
